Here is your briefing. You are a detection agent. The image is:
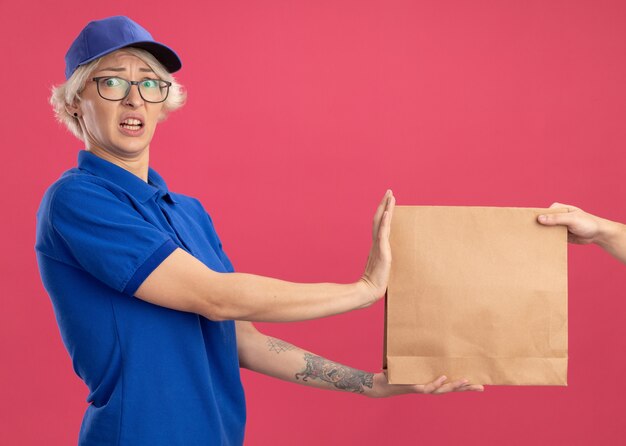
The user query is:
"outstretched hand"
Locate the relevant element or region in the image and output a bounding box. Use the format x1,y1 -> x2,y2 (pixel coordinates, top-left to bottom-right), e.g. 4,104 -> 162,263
538,203 -> 603,245
359,190 -> 396,305
367,372 -> 484,398
538,202 -> 626,264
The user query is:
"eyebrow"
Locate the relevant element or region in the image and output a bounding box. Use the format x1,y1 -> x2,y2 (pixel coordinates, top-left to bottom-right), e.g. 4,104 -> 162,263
96,67 -> 154,73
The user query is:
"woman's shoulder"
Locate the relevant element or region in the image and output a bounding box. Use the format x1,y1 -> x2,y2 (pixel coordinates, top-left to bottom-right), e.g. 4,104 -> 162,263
37,169 -> 132,227
41,170 -> 119,204
35,171 -> 124,256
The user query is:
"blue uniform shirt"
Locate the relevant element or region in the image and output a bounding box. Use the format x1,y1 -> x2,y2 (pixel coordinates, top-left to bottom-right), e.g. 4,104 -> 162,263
35,150 -> 246,445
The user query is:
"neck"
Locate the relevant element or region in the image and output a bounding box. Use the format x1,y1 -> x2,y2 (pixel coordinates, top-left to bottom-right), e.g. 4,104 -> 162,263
87,147 -> 150,182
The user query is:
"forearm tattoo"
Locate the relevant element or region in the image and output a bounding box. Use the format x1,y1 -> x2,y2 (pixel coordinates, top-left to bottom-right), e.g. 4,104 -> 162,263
295,353 -> 374,394
266,337 -> 297,354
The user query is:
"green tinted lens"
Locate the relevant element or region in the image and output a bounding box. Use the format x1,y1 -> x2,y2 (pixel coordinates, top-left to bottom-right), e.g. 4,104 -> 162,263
139,79 -> 168,102
98,77 -> 129,100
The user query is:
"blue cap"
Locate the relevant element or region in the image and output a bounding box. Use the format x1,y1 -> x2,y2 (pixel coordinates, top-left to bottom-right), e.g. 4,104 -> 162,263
65,16 -> 182,79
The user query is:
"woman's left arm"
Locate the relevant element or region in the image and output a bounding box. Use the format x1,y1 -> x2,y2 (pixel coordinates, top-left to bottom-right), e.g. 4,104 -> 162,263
235,321 -> 484,397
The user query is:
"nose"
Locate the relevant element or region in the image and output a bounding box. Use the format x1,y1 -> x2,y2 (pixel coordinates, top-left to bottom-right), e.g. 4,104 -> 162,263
122,84 -> 144,107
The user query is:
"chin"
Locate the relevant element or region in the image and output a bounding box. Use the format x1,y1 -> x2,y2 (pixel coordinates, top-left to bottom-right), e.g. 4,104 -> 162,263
115,136 -> 152,151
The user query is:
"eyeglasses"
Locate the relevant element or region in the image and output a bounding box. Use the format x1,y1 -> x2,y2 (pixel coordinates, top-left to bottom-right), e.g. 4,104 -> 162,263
91,76 -> 172,103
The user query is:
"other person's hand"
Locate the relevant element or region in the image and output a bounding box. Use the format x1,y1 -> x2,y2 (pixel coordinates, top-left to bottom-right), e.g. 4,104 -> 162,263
538,203 -> 609,245
538,203 -> 626,264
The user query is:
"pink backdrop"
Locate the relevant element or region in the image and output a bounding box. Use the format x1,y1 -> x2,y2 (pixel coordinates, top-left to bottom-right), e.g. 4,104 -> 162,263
2,0 -> 625,444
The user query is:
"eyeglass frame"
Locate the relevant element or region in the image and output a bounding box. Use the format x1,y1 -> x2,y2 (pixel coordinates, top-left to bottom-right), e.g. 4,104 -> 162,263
91,76 -> 172,103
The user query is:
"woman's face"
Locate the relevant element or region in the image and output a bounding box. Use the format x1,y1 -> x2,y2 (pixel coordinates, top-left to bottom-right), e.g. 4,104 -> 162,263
77,51 -> 165,157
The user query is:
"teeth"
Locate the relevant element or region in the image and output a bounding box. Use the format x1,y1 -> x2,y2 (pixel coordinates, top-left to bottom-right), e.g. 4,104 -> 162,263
121,118 -> 142,125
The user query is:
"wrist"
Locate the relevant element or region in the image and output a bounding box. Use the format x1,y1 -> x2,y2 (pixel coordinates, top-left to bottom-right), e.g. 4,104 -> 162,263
595,218 -> 623,248
362,371 -> 382,398
355,277 -> 377,308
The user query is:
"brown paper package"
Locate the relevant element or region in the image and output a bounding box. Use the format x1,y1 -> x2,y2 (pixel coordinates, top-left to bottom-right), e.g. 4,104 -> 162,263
384,206 -> 568,386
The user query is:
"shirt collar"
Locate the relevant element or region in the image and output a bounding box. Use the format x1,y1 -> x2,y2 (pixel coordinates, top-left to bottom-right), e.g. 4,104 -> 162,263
77,150 -> 178,204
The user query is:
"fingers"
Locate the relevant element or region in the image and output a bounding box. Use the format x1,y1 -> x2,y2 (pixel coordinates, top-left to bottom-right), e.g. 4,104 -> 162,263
462,384 -> 485,392
374,190 -> 390,221
541,202 -> 582,226
374,190 -> 396,240
433,378 -> 472,394
452,382 -> 484,392
420,375 -> 484,395
549,202 -> 579,211
419,375 -> 447,394
379,195 -> 396,242
537,211 -> 578,227
387,193 -> 396,217
375,195 -> 396,268
372,190 -> 391,240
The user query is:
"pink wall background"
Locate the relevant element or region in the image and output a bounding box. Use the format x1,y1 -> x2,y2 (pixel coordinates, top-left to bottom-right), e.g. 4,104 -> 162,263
2,0 -> 625,444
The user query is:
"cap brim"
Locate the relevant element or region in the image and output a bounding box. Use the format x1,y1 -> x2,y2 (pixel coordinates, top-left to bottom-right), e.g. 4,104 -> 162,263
76,40 -> 182,74
128,41 -> 182,73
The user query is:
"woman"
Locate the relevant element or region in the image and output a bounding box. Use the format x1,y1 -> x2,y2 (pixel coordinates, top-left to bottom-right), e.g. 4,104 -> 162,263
36,16 -> 483,446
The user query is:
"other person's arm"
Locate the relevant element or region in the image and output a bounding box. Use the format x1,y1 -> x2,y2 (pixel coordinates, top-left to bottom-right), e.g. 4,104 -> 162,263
538,203 -> 626,264
135,191 -> 396,322
235,321 -> 484,396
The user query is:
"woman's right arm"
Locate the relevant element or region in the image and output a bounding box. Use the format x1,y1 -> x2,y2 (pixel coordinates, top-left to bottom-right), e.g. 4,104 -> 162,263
135,191 -> 396,322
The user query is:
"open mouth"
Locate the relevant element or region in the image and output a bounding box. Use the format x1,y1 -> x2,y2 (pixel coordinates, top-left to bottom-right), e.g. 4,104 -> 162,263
119,118 -> 144,131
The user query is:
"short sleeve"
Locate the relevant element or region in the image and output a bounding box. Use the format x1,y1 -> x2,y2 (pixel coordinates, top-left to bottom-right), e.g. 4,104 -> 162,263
204,211 -> 235,273
48,180 -> 178,295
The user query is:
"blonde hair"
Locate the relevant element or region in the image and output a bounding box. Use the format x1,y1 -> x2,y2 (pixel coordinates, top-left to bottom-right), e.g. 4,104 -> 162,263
49,47 -> 186,141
